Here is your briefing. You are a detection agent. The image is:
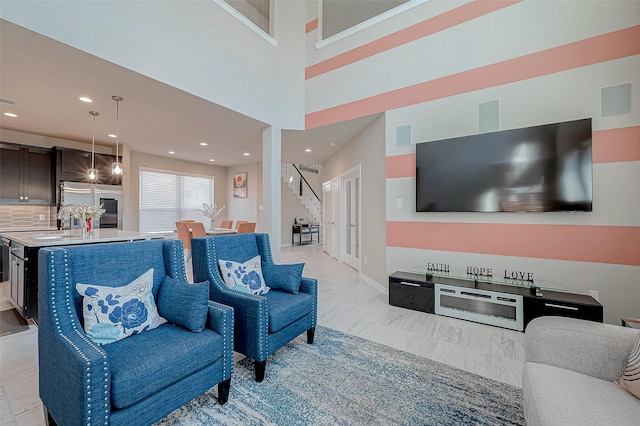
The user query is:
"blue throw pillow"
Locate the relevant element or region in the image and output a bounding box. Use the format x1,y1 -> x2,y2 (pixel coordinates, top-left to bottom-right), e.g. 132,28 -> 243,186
157,276 -> 209,333
261,262 -> 305,294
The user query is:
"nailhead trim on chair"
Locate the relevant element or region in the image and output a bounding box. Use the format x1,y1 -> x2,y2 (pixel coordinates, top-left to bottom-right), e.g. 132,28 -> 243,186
207,302 -> 234,380
205,237 -> 269,359
49,250 -> 110,425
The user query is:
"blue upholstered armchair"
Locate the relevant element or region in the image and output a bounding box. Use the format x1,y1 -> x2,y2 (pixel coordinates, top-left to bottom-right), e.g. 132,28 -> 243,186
38,239 -> 234,426
192,233 -> 318,382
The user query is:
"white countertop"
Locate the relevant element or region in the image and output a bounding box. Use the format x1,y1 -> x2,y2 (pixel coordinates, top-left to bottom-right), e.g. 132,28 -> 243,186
0,226 -> 58,234
3,229 -> 165,247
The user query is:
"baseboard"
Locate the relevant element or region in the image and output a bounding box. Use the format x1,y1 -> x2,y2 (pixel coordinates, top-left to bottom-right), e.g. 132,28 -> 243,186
360,272 -> 388,294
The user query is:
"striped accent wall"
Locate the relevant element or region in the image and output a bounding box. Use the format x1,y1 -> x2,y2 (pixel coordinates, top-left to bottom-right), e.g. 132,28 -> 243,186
306,18 -> 318,34
386,222 -> 640,267
306,25 -> 640,129
306,1 -> 639,321
305,0 -> 521,80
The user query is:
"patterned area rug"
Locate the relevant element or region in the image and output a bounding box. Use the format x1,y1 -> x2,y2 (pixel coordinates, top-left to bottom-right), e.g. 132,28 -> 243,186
156,326 -> 524,425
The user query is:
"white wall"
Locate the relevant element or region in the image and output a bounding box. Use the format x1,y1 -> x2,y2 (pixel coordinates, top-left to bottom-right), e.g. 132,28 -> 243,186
323,114 -> 387,286
1,0 -> 306,130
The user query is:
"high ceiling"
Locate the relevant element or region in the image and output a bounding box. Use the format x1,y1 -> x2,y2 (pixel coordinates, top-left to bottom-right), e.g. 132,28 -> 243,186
0,20 -> 379,167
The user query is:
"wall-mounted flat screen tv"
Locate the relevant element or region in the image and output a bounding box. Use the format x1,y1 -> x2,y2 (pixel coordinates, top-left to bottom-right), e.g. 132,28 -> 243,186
416,118 -> 592,212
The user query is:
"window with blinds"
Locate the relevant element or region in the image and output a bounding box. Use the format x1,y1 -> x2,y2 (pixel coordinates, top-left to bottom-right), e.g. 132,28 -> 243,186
139,169 -> 214,232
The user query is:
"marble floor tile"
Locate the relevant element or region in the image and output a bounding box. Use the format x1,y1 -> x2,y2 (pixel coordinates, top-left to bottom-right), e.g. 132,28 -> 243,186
0,243 -> 526,425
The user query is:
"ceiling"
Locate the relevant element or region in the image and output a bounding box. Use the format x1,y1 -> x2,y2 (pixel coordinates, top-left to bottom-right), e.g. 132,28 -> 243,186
0,20 -> 379,168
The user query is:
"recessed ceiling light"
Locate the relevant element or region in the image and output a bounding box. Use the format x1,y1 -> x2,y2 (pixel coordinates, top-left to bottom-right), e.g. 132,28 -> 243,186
3,112 -> 17,118
108,134 -> 117,138
209,159 -> 215,162
200,142 -> 208,146
329,142 -> 337,147
305,148 -> 312,152
243,152 -> 250,156
79,97 -> 93,103
168,151 -> 175,154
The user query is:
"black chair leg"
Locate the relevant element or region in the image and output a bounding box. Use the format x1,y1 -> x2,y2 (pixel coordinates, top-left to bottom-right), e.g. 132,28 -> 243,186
255,360 -> 266,382
307,327 -> 316,344
217,378 -> 231,404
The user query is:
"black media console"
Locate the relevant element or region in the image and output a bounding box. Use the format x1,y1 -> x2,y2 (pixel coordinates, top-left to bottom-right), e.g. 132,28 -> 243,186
389,271 -> 603,331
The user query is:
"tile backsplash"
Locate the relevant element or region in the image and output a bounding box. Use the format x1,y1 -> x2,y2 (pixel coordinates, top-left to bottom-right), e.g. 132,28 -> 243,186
0,205 -> 56,230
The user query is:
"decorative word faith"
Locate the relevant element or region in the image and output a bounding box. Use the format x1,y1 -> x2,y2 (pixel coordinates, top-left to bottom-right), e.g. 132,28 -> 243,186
427,263 -> 450,273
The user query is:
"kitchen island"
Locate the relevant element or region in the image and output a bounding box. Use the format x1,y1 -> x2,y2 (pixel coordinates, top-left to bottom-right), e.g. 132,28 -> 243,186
3,229 -> 165,320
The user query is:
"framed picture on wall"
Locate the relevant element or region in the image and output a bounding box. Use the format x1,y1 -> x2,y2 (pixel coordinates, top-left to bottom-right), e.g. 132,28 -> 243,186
234,172 -> 247,198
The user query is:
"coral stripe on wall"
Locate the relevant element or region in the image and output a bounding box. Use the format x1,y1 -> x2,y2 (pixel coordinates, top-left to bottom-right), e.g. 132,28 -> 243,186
306,18 -> 318,34
593,126 -> 640,164
385,126 -> 640,178
306,0 -> 521,79
386,221 -> 640,266
306,26 -> 640,129
386,153 -> 416,178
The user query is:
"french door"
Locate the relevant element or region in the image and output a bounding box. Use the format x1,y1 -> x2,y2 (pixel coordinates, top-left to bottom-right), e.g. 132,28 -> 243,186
322,177 -> 339,259
341,167 -> 360,270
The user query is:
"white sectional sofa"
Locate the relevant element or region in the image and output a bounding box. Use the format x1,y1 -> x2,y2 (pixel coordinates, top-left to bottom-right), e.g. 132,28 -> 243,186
523,316 -> 640,426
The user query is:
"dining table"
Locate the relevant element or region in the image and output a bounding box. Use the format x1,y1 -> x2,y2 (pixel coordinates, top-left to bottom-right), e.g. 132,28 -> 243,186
205,228 -> 237,236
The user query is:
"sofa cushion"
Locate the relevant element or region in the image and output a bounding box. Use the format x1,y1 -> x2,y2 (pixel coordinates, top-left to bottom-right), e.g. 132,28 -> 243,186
264,290 -> 313,333
157,276 -> 209,333
76,268 -> 166,345
218,255 -> 270,295
102,323 -> 223,409
523,362 -> 640,426
262,262 -> 304,294
618,334 -> 640,399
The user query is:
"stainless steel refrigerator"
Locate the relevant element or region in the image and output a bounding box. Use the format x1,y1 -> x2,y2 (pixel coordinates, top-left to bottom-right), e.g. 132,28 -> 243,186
59,182 -> 123,230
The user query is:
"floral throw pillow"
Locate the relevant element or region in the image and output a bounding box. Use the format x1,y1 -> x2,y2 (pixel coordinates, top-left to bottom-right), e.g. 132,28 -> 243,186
76,268 -> 166,345
218,255 -> 270,295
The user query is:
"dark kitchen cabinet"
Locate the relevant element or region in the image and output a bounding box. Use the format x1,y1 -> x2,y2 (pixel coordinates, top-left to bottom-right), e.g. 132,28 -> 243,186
0,143 -> 53,205
53,147 -> 122,187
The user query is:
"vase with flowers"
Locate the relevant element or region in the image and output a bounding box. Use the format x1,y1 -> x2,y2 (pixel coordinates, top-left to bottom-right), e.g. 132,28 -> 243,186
72,204 -> 106,235
198,203 -> 225,229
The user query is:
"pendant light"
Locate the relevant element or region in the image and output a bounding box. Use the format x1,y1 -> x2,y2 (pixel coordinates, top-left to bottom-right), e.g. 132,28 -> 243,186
111,95 -> 124,175
88,111 -> 99,181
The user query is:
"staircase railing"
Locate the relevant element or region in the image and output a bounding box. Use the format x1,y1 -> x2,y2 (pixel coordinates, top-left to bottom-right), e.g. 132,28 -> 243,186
281,163 -> 322,224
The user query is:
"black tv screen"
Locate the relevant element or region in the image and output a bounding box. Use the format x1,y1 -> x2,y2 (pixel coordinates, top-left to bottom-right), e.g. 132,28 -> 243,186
416,118 -> 593,212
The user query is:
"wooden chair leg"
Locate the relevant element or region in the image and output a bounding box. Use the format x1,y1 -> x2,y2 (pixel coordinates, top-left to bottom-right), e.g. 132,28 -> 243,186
255,360 -> 266,382
217,378 -> 231,404
307,327 -> 316,344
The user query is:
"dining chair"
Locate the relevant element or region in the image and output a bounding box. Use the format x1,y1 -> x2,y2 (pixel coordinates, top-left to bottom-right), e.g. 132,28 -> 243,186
237,222 -> 256,234
219,220 -> 233,229
175,221 -> 192,261
235,220 -> 248,230
191,221 -> 207,237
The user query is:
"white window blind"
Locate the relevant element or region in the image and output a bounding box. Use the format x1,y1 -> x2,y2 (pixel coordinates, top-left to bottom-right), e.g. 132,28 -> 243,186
139,169 -> 214,232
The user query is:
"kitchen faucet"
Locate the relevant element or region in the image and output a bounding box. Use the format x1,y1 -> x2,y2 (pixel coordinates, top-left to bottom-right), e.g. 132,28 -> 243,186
57,204 -> 88,236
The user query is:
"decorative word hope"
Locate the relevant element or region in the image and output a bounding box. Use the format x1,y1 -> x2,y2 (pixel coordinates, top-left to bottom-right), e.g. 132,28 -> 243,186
466,266 -> 492,277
